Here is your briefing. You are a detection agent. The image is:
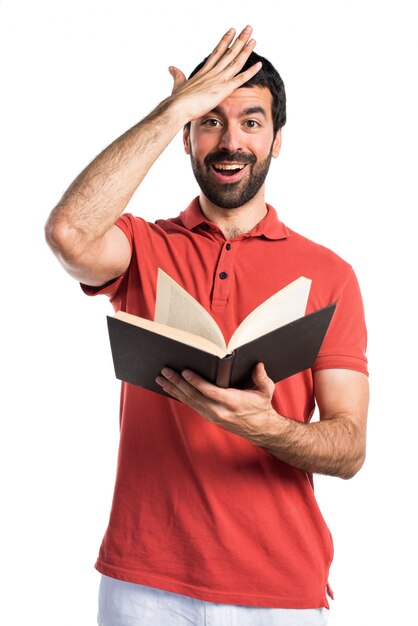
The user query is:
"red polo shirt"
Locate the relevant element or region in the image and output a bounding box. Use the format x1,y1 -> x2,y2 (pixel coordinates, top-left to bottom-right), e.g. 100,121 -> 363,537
82,198 -> 368,609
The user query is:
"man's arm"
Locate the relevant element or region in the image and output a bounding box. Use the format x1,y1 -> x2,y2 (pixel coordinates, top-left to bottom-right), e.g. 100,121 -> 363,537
259,368 -> 369,478
155,364 -> 369,479
44,26 -> 261,286
44,100 -> 182,286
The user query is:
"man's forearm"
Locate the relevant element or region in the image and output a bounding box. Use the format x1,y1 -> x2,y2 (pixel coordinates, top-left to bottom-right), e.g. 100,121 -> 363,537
252,411 -> 367,479
46,97 -> 184,248
156,365 -> 368,480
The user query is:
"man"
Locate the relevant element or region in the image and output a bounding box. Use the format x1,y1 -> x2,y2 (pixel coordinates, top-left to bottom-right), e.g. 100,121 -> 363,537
45,26 -> 369,626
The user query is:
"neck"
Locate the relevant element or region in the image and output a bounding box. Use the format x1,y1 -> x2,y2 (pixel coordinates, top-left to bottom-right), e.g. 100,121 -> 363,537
199,189 -> 268,240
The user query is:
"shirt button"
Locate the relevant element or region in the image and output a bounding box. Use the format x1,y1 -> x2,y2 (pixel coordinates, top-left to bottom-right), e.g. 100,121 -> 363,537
226,243 -> 231,250
219,272 -> 228,280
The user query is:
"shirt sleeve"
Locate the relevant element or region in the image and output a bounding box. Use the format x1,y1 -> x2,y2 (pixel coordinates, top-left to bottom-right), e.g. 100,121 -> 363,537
314,267 -> 368,375
79,214 -> 134,301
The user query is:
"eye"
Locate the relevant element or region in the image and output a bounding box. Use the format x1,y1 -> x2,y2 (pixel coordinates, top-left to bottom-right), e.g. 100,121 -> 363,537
243,119 -> 261,129
202,118 -> 222,128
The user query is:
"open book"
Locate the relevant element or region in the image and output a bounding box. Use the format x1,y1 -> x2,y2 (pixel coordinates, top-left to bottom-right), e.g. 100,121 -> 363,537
107,269 -> 336,395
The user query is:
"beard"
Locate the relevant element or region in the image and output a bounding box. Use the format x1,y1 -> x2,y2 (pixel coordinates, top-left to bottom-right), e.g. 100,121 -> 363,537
189,146 -> 274,209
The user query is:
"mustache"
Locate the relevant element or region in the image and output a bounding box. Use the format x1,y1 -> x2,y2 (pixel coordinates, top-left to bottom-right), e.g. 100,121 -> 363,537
204,151 -> 256,167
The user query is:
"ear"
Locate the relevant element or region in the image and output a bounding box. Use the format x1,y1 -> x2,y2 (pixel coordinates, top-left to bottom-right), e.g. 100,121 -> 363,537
271,128 -> 282,158
183,125 -> 191,155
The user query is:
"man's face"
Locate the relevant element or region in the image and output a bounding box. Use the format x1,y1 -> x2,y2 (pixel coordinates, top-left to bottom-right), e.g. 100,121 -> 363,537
183,86 -> 281,209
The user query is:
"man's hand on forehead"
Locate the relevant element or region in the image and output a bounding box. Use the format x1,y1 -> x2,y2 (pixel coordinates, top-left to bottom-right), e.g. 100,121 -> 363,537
168,26 -> 262,124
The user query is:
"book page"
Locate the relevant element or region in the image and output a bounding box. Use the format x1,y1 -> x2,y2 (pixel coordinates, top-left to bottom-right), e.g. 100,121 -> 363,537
114,311 -> 226,358
154,269 -> 226,350
228,277 -> 312,350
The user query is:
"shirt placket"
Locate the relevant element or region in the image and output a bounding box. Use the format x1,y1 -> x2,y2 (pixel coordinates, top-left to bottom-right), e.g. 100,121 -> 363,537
211,240 -> 236,311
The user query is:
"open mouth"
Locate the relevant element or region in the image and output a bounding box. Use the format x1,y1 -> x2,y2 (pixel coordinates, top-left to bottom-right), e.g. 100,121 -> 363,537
211,163 -> 248,178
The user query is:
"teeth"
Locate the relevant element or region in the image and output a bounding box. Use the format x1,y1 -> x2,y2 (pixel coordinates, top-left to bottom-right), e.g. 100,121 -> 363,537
213,163 -> 245,171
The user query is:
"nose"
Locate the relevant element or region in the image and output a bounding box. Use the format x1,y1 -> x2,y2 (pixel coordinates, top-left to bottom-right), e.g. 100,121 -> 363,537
218,124 -> 241,153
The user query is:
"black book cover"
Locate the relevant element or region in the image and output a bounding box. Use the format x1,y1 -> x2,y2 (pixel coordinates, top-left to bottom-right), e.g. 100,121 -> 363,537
107,303 -> 336,396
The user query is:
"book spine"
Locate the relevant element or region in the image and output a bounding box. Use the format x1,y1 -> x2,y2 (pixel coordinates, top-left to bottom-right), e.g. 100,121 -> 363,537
215,352 -> 235,388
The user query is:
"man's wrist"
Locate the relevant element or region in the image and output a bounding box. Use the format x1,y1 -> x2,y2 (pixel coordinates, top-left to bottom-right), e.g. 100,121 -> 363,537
154,94 -> 192,130
137,96 -> 187,138
246,407 -> 285,449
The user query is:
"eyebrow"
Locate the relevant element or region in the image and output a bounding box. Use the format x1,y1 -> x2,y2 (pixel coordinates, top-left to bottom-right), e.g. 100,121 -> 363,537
241,106 -> 268,118
210,105 -> 268,119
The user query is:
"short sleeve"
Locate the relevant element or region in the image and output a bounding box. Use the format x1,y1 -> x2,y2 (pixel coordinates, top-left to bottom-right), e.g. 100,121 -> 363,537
79,214 -> 134,301
314,268 -> 368,375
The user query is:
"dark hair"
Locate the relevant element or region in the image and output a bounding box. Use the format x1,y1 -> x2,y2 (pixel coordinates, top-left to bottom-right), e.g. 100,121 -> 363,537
188,51 -> 286,133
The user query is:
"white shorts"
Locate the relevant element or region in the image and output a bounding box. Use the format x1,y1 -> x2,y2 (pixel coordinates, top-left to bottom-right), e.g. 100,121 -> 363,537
97,575 -> 330,626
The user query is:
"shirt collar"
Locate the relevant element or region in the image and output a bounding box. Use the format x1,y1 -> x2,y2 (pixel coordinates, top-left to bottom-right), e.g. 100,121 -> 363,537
180,197 -> 289,241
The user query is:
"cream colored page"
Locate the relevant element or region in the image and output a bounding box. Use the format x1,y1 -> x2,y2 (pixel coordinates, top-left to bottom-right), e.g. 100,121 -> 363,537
154,269 -> 226,350
114,311 -> 226,358
228,277 -> 312,350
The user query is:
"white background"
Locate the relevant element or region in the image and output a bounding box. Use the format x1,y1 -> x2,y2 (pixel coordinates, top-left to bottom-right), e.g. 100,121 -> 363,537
1,1 -> 416,624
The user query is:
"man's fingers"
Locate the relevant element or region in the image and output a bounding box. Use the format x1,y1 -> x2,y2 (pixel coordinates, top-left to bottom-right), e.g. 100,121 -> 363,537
156,368 -> 228,410
169,66 -> 187,94
156,368 -> 206,405
229,57 -> 262,87
200,25 -> 254,77
181,369 -> 224,401
167,26 -> 260,123
212,26 -> 255,75
251,363 -> 275,396
202,27 -> 236,72
219,25 -> 254,61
